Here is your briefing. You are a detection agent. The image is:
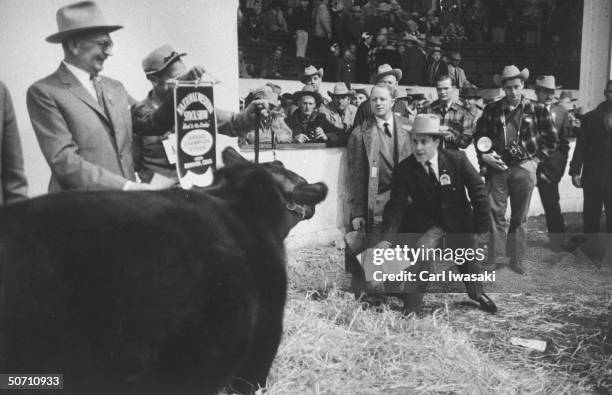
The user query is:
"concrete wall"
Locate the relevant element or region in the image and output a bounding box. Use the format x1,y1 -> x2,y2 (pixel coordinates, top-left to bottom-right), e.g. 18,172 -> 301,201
0,0 -> 240,196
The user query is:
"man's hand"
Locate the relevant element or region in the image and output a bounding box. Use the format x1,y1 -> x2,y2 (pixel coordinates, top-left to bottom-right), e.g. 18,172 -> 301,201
176,65 -> 206,81
313,127 -> 328,141
294,133 -> 310,143
571,175 -> 582,188
244,99 -> 269,123
481,152 -> 508,170
351,216 -> 366,231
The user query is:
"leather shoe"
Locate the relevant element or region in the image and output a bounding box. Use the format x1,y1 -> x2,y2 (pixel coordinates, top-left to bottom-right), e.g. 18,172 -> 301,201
476,293 -> 497,313
509,260 -> 525,275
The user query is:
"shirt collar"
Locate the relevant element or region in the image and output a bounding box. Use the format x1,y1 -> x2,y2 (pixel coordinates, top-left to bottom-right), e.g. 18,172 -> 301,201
419,150 -> 439,177
63,60 -> 94,85
375,114 -> 394,131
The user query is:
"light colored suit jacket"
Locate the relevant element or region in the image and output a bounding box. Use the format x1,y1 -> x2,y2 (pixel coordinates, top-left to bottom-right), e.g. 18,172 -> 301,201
27,63 -> 136,192
347,114 -> 413,230
0,81 -> 28,203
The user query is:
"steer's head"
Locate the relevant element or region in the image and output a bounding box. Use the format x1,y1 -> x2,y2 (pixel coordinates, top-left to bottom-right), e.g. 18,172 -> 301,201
216,147 -> 328,236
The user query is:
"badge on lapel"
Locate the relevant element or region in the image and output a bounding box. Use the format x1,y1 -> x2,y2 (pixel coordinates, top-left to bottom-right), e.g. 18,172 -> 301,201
440,174 -> 451,186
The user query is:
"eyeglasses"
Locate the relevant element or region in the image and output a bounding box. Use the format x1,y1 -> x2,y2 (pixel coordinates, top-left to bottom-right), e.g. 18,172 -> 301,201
85,39 -> 114,51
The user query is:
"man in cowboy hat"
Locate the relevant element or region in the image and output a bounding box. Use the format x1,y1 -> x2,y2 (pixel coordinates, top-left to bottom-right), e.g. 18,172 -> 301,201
474,65 -> 558,274
27,2 -> 266,192
426,75 -> 475,150
327,82 -> 357,132
352,64 -> 412,130
346,83 -> 413,300
285,86 -> 343,144
569,79 -> 612,265
534,75 -> 571,251
299,64 -> 336,121
380,114 -> 496,315
240,85 -> 293,146
393,87 -> 425,122
447,52 -> 476,89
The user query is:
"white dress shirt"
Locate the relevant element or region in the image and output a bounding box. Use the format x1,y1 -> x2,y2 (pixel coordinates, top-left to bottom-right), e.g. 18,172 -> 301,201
63,61 -> 97,102
375,114 -> 394,135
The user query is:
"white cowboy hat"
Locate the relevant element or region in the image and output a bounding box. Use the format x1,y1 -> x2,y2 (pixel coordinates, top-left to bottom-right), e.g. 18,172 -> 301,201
328,82 -> 355,97
493,65 -> 530,86
535,75 -> 562,90
299,65 -> 324,84
46,1 -> 123,43
373,64 -> 402,83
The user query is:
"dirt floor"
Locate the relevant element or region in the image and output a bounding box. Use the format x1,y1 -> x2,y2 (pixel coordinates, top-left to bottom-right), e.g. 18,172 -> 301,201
277,213 -> 612,394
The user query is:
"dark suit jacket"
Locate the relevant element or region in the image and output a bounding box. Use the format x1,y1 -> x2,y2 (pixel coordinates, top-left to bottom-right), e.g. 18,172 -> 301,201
0,82 -> 28,204
27,63 -> 136,191
383,149 -> 489,235
537,103 -> 570,184
569,101 -> 612,186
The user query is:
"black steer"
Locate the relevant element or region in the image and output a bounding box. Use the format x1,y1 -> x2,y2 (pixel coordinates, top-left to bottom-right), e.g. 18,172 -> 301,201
0,147 -> 327,394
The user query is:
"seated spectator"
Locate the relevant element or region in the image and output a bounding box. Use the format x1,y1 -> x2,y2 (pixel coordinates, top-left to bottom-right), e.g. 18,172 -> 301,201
394,87 -> 426,121
328,82 -> 357,132
280,93 -> 297,117
327,43 -> 342,82
424,45 -> 448,86
240,85 -> 293,146
259,46 -> 284,79
338,46 -> 356,87
262,1 -> 288,33
242,10 -> 264,42
238,48 -> 254,78
285,86 -> 343,144
460,87 -> 484,123
352,87 -> 369,108
447,52 -> 476,89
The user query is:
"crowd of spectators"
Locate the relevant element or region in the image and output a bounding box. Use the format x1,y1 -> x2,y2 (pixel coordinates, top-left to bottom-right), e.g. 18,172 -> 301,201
238,0 -> 582,84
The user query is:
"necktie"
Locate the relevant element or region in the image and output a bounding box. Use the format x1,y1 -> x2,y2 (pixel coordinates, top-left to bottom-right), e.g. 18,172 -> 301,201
384,122 -> 399,166
90,74 -> 111,120
426,160 -> 438,186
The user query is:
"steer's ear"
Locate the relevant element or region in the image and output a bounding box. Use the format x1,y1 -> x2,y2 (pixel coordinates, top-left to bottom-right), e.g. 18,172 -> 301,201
222,147 -> 250,166
292,182 -> 328,205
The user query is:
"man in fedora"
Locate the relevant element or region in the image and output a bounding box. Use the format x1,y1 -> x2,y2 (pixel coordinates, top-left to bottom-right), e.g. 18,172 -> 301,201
393,87 -> 425,122
28,2 -> 266,192
327,82 -> 357,132
352,64 -> 412,130
346,83 -> 413,300
381,114 -> 496,315
426,75 -> 475,150
447,52 -> 476,89
285,86 -> 343,144
569,79 -> 612,265
474,65 -> 558,274
534,75 -> 571,251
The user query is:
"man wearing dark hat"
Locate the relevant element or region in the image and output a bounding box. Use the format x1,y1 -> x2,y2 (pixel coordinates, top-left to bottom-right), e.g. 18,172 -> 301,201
27,2 -> 269,192
328,83 -> 357,132
474,65 -> 558,274
569,79 -> 612,264
426,75 -> 474,150
381,114 -> 496,315
447,52 -> 476,89
285,86 -> 343,143
534,75 -> 571,251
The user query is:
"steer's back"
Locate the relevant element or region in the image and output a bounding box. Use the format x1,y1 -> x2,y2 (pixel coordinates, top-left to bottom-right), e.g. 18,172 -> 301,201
0,189 -> 287,393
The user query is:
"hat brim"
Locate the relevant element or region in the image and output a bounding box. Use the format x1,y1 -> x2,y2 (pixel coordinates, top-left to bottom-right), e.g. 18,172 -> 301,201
374,69 -> 402,83
408,125 -> 449,136
328,90 -> 355,97
493,69 -> 530,86
299,69 -> 324,84
144,52 -> 187,76
46,25 -> 123,43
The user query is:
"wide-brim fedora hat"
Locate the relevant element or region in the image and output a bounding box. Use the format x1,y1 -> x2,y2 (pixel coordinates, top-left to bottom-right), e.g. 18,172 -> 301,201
142,45 -> 187,76
293,85 -> 322,106
328,82 -> 355,97
408,114 -> 448,136
535,75 -> 561,90
558,90 -> 578,102
299,65 -> 324,84
374,63 -> 402,83
493,65 -> 529,86
46,1 -> 123,43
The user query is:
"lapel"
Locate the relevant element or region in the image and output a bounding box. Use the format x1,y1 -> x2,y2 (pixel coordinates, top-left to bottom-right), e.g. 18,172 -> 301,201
411,155 -> 433,196
394,114 -> 411,162
57,63 -> 110,124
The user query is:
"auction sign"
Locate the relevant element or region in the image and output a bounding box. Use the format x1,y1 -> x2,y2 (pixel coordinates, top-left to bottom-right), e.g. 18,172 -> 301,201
172,81 -> 216,189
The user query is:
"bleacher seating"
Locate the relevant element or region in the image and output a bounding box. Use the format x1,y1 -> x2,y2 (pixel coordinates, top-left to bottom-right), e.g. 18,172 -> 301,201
239,33 -> 579,88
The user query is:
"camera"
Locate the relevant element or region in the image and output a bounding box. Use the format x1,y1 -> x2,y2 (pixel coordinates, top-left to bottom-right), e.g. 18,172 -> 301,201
501,141 -> 528,166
